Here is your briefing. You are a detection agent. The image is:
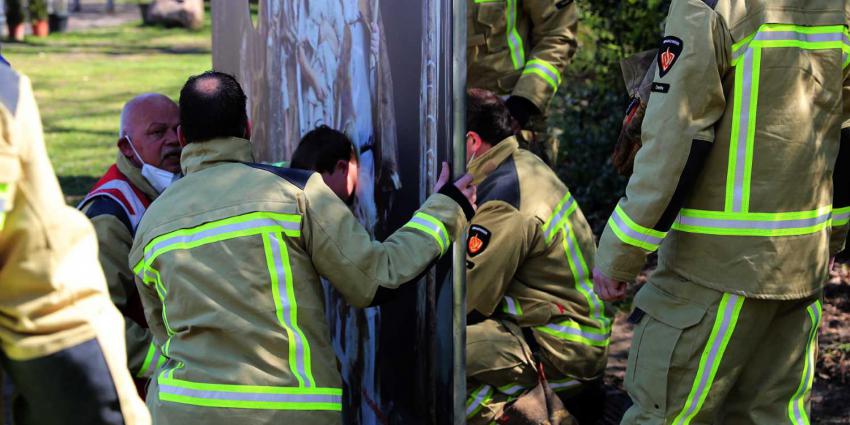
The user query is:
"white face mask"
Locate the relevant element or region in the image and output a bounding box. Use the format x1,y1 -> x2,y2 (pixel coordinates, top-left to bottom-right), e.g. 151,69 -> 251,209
125,135 -> 180,194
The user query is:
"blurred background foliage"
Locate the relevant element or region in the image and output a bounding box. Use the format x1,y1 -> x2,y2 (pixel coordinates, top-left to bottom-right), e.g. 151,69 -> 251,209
552,0 -> 672,234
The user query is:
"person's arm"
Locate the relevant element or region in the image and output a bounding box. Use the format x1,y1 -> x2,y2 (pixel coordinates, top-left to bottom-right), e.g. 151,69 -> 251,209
510,0 -> 578,122
305,173 -> 474,308
596,0 -> 728,283
465,202 -> 530,316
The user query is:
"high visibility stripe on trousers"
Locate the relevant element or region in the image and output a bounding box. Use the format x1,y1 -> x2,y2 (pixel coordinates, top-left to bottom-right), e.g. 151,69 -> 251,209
132,212 -> 319,395
157,371 -> 342,411
727,24 -> 850,213
787,300 -> 823,425
672,294 -> 745,425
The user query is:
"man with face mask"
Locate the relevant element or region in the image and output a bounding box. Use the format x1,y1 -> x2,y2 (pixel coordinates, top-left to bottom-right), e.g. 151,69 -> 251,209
290,125 -> 359,204
79,93 -> 181,390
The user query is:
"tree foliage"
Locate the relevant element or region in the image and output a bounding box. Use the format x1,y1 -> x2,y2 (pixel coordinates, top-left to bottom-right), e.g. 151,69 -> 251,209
550,0 -> 672,234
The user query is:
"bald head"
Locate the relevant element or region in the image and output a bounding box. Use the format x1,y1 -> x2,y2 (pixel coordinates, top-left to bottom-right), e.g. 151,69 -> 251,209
179,71 -> 248,144
117,93 -> 182,174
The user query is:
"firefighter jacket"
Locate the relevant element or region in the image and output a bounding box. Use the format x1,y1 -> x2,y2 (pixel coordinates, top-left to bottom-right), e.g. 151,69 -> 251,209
597,0 -> 850,299
80,153 -> 166,380
0,66 -> 149,424
466,0 -> 578,114
128,137 -> 471,425
466,136 -> 610,380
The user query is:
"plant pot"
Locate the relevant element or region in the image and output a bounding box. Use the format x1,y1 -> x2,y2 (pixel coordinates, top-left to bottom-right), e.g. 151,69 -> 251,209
7,21 -> 25,41
48,14 -> 68,33
31,19 -> 49,37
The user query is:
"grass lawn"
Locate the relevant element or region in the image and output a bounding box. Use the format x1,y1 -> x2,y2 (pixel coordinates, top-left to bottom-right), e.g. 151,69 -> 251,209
3,16 -> 212,202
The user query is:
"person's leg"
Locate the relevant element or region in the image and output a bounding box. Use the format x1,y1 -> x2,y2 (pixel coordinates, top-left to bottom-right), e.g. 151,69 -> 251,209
621,266 -> 772,425
720,295 -> 822,425
466,319 -> 537,425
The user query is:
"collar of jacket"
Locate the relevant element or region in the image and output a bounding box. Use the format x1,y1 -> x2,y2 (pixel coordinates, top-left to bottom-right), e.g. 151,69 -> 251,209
181,137 -> 255,175
116,151 -> 160,201
467,136 -> 519,185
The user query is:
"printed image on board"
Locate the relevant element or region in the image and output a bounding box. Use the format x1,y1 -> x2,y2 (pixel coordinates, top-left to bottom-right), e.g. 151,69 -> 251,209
211,1 -> 461,423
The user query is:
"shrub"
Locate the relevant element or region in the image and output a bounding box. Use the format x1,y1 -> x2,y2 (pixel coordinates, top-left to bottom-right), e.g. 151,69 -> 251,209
551,0 -> 672,234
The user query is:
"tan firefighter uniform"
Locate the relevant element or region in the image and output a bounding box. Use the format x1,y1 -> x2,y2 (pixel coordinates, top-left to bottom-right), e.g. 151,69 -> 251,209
0,66 -> 150,424
466,0 -> 578,163
128,137 -> 472,425
463,137 -> 610,424
595,0 -> 850,423
80,153 -> 167,383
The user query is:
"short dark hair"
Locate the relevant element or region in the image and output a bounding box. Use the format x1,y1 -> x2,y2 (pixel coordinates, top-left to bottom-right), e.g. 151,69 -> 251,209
179,71 -> 248,143
290,125 -> 357,174
466,88 -> 517,145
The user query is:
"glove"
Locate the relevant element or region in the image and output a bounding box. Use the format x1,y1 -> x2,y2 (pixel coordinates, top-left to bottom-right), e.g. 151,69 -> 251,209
611,96 -> 646,177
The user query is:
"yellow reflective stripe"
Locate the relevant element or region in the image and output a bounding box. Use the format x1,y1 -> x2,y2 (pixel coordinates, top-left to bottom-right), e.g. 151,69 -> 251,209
263,232 -> 315,388
732,24 -> 850,61
562,217 -> 611,334
831,206 -> 850,227
608,204 -> 667,252
535,319 -> 610,347
673,206 -> 832,237
505,0 -> 525,69
549,378 -> 582,393
543,191 -> 577,244
403,212 -> 450,254
466,384 -> 494,418
0,182 -> 10,231
501,296 -> 523,317
672,294 -> 744,425
157,372 -> 342,411
523,58 -> 562,91
787,300 -> 822,425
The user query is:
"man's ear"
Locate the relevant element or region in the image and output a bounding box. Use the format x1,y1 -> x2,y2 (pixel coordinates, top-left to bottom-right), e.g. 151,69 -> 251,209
177,125 -> 188,147
468,131 -> 485,153
336,159 -> 349,175
117,136 -> 134,159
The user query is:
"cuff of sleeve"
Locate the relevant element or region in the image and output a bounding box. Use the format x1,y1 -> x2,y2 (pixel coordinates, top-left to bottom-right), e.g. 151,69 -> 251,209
506,96 -> 540,128
596,226 -> 648,282
512,76 -> 556,115
438,183 -> 475,220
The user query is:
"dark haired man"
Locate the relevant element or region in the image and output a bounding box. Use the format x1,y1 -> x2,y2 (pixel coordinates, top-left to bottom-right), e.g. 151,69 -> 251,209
290,125 -> 359,203
463,88 -> 609,424
129,71 -> 476,425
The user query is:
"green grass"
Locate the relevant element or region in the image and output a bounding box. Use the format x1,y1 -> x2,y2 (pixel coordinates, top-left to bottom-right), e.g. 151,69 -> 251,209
3,18 -> 211,201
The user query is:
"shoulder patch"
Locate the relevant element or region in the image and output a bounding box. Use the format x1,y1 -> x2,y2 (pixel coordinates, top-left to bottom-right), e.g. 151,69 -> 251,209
477,155 -> 520,208
83,196 -> 133,234
244,162 -> 314,190
467,225 -> 491,257
657,36 -> 683,78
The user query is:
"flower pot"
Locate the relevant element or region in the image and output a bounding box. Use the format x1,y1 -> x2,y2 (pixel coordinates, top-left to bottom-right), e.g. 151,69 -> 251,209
32,19 -> 49,37
7,21 -> 25,41
48,14 -> 68,33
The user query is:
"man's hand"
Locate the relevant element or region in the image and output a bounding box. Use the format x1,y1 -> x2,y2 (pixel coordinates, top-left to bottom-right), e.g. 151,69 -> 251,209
593,267 -> 627,301
434,162 -> 477,210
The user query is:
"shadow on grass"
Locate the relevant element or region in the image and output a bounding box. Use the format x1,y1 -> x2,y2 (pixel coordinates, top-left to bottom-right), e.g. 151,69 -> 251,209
59,175 -> 98,203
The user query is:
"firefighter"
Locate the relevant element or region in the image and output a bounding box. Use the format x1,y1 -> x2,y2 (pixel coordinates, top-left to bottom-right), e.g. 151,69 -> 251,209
466,0 -> 578,164
593,0 -> 850,423
128,71 -> 476,425
289,124 -> 359,204
463,89 -> 610,425
0,61 -> 149,424
79,94 -> 181,388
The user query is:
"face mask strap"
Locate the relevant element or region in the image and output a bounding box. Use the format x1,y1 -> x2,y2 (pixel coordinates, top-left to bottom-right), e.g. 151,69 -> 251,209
124,135 -> 147,166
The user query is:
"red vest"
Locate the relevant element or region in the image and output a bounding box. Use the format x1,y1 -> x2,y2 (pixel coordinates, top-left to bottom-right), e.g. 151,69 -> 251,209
79,164 -> 152,233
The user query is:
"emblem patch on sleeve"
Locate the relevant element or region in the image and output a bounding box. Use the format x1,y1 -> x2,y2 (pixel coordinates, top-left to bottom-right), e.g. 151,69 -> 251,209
467,225 -> 491,257
657,36 -> 683,78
